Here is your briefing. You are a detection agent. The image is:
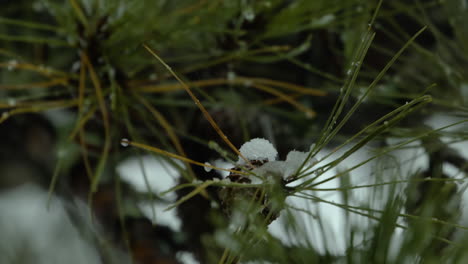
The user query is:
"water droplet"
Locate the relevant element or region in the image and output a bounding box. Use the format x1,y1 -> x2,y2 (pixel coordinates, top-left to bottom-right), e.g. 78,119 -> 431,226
384,121 -> 389,126
149,73 -> 157,80
204,162 -> 213,172
314,168 -> 324,176
120,138 -> 129,147
346,69 -> 352,76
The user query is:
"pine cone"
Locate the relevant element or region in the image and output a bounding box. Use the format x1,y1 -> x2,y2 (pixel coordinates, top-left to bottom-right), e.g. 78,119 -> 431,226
217,159 -> 281,226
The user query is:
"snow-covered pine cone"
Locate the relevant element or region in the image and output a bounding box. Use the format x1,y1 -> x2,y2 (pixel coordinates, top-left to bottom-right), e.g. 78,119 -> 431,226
215,138 -> 315,226
217,159 -> 281,226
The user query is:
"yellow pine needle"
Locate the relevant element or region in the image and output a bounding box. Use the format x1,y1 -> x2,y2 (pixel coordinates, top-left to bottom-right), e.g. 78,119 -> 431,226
135,94 -> 186,157
78,53 -> 87,114
263,92 -> 301,105
68,53 -> 94,141
0,78 -> 68,90
175,0 -> 208,15
47,157 -> 64,208
121,139 -> 245,175
0,98 -> 77,109
71,53 -> 93,181
218,247 -> 231,264
135,94 -> 197,181
137,77 -> 317,117
165,180 -> 213,211
246,77 -> 326,96
0,103 -> 13,108
82,53 -> 111,194
174,45 -> 290,77
143,44 -> 252,165
0,62 -> 71,77
69,0 -> 88,26
137,76 -> 324,96
252,83 -> 316,118
124,137 -> 235,200
0,99 -> 78,124
68,105 -> 97,140
79,129 -> 94,181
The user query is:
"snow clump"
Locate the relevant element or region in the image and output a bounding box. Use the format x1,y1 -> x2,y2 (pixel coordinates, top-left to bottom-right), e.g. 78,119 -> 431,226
236,138 -> 317,181
237,138 -> 278,165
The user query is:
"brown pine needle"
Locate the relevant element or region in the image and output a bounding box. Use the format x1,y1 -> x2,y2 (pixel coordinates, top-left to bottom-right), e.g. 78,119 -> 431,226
82,53 -> 111,194
0,78 -> 68,90
263,92 -> 302,105
135,94 -> 197,181
0,62 -> 72,78
165,180 -> 213,211
121,139 -> 245,175
0,99 -> 78,124
252,83 -> 316,118
143,44 -> 251,165
68,105 -> 97,140
137,76 -> 325,96
137,77 -> 318,117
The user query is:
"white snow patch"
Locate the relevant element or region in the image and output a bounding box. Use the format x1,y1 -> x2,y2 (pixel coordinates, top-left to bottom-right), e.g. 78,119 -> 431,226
117,155 -> 184,231
0,184 -> 128,264
268,113 -> 468,257
269,145 -> 374,255
237,138 -> 278,164
204,162 -> 213,172
212,159 -> 234,178
250,148 -> 316,180
138,201 -> 181,231
117,155 -> 181,201
284,150 -> 316,177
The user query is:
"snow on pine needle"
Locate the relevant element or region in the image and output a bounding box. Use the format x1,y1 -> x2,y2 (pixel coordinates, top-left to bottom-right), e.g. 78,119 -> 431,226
216,138 -> 317,225
234,138 -> 317,181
